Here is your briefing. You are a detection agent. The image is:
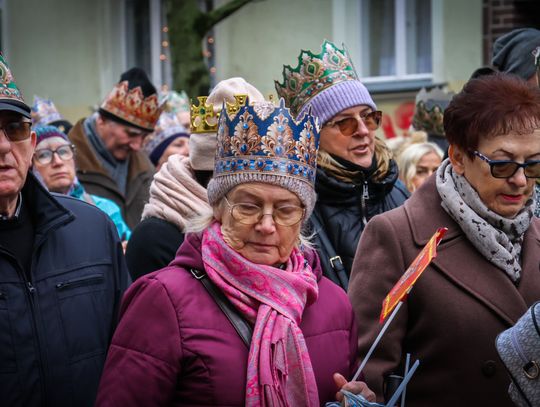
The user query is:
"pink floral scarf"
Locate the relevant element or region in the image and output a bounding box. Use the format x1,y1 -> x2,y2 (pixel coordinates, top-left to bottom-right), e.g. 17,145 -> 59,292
202,221 -> 320,407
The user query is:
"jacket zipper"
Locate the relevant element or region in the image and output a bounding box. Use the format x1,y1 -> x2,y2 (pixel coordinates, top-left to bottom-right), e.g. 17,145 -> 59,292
56,274 -> 104,290
361,180 -> 369,226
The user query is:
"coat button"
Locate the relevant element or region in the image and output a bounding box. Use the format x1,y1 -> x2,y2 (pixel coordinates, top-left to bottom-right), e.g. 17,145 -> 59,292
482,360 -> 497,377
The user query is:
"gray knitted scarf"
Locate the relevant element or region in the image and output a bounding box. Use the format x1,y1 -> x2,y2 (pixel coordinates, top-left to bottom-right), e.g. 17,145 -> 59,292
84,114 -> 130,195
436,159 -> 534,283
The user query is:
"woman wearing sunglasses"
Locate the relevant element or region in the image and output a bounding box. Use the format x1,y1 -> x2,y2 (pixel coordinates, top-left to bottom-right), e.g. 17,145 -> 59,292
348,73 -> 540,406
32,125 -> 131,241
275,41 -> 409,289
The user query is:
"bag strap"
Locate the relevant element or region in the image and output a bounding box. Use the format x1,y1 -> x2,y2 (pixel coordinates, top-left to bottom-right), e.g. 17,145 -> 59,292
310,213 -> 349,289
190,268 -> 252,347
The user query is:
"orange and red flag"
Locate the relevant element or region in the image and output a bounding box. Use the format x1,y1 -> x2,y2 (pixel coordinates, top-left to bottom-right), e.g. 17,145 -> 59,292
379,227 -> 448,323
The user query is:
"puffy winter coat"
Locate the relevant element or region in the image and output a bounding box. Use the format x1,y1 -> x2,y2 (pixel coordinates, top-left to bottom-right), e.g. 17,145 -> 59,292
95,233 -> 358,406
310,160 -> 409,288
0,173 -> 129,407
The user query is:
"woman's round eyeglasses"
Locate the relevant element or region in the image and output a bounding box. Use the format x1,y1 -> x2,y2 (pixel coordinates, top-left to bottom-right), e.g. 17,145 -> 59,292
224,196 -> 305,226
473,150 -> 540,178
34,144 -> 76,165
324,110 -> 382,136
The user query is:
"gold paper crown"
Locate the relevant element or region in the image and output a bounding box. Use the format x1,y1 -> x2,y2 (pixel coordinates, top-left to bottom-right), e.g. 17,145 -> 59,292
100,81 -> 162,131
190,94 -> 248,134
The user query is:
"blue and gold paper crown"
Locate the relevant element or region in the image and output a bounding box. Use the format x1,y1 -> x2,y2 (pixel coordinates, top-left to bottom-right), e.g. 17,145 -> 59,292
214,97 -> 320,185
275,40 -> 358,115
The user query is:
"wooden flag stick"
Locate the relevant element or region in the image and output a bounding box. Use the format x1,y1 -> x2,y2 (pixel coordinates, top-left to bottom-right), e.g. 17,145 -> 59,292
352,301 -> 404,382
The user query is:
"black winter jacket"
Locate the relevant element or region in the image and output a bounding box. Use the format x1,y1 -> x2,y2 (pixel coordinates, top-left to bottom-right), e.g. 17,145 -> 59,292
0,174 -> 130,407
310,159 -> 409,289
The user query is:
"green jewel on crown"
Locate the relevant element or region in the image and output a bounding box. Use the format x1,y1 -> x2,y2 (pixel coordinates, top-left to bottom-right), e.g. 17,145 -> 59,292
275,40 -> 358,115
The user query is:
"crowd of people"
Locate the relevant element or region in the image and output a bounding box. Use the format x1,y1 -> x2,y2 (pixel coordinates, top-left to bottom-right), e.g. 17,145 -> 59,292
0,26 -> 539,407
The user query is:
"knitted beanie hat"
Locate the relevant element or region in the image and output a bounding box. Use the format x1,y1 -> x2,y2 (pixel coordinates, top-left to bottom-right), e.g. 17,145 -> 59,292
143,111 -> 189,165
189,77 -> 265,171
492,28 -> 540,81
34,125 -> 69,147
298,80 -> 376,126
206,99 -> 320,216
276,40 -> 376,126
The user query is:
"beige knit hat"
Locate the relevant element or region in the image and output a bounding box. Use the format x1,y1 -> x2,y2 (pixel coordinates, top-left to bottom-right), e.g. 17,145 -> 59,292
189,77 -> 265,171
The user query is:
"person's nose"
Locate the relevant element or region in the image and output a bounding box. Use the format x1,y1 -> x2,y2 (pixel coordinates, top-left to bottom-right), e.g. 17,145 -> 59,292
129,136 -> 143,152
50,152 -> 64,166
255,212 -> 277,234
508,167 -> 528,188
352,116 -> 370,137
0,130 -> 12,154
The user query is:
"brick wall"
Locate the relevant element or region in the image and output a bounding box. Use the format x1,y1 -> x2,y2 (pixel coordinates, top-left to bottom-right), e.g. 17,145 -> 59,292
483,0 -> 540,65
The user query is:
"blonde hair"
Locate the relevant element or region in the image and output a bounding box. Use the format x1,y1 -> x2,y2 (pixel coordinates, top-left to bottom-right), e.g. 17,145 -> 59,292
397,142 -> 444,191
184,199 -> 314,249
317,136 -> 393,183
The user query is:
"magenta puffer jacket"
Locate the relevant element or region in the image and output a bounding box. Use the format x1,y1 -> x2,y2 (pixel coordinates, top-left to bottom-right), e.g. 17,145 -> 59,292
95,232 -> 358,406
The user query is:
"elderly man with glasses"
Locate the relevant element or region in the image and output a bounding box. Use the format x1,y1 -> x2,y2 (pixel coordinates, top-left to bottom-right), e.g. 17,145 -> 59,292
0,55 -> 129,407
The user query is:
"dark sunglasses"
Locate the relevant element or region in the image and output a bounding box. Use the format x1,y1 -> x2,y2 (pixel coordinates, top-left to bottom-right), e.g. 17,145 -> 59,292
0,121 -> 32,142
473,150 -> 540,178
325,110 -> 382,136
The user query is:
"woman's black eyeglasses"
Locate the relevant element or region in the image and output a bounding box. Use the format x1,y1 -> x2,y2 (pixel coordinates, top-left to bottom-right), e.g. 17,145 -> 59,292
473,150 -> 540,179
324,110 -> 382,136
34,145 -> 76,165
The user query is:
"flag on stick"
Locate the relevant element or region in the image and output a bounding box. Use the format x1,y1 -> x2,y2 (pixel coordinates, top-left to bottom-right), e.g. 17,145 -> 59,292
379,227 -> 447,323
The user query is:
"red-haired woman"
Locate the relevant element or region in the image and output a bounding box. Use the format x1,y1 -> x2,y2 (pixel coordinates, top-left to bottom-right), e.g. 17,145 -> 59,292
348,73 -> 540,406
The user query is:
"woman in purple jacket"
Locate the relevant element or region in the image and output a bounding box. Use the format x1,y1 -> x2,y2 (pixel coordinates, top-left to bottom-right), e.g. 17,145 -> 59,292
95,99 -> 374,406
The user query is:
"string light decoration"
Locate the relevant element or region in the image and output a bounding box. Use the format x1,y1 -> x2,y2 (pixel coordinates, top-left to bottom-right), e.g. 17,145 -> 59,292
206,32 -> 216,85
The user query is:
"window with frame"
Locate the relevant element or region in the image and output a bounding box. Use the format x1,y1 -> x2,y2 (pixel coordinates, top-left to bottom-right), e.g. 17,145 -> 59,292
358,0 -> 432,82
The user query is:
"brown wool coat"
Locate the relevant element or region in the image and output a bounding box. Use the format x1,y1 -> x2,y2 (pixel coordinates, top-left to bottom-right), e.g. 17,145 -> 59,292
348,175 -> 540,407
68,119 -> 155,230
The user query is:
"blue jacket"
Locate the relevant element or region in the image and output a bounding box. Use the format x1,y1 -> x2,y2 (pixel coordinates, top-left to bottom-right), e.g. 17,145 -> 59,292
0,173 -> 130,406
70,181 -> 132,240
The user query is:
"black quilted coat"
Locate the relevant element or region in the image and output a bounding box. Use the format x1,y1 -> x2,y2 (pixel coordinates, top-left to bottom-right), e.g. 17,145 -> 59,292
309,158 -> 409,289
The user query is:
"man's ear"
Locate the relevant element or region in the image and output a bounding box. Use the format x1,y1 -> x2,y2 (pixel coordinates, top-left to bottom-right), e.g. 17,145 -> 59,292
448,144 -> 466,175
29,131 -> 37,149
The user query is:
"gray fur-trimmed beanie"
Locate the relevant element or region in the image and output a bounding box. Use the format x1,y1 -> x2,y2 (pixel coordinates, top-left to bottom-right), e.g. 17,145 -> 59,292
492,28 -> 540,81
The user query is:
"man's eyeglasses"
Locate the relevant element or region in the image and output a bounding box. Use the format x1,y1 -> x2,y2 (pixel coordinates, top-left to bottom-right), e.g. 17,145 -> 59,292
473,150 -> 540,178
0,121 -> 32,142
224,196 -> 305,226
34,145 -> 76,165
324,110 -> 382,136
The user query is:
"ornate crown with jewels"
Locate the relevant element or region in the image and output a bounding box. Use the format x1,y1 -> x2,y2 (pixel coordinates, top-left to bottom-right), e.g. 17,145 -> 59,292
100,81 -> 161,131
190,94 -> 248,134
214,97 -> 320,185
275,40 -> 358,115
